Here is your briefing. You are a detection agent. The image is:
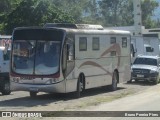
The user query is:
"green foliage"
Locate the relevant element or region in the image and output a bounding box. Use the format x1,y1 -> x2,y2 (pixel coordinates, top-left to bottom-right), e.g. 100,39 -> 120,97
3,0 -> 74,34
51,0 -> 94,23
0,0 -> 159,34
98,0 -> 130,26
141,0 -> 159,28
0,0 -> 10,14
98,0 -> 159,28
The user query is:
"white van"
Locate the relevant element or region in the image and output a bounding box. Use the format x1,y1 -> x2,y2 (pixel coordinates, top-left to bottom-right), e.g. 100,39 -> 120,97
0,46 -> 11,95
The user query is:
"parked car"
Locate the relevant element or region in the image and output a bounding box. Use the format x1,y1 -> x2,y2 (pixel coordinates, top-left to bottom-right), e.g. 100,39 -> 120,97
131,55 -> 160,84
0,46 -> 11,95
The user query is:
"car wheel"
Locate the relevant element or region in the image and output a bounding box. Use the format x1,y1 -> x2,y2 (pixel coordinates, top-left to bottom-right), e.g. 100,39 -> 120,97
2,81 -> 11,95
154,74 -> 159,85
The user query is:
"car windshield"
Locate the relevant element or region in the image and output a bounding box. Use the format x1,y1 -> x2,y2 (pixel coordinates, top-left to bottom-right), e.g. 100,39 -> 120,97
133,57 -> 157,66
12,40 -> 61,75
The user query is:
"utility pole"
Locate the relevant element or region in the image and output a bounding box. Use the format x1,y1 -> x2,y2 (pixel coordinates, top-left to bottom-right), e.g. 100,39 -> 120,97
132,0 -> 144,60
133,0 -> 142,36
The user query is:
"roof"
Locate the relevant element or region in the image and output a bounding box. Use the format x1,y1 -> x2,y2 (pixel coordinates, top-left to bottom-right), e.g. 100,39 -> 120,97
14,26 -> 131,36
44,23 -> 104,30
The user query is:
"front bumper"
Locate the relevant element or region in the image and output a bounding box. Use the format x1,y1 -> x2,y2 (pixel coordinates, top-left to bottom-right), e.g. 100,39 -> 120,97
131,72 -> 158,81
10,80 -> 66,93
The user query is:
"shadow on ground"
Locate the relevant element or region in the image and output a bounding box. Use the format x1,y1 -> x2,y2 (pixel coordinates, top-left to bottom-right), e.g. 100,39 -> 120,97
0,86 -> 126,108
126,80 -> 157,86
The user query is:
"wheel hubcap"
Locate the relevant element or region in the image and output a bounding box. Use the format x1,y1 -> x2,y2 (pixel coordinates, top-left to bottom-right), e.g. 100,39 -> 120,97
80,82 -> 83,92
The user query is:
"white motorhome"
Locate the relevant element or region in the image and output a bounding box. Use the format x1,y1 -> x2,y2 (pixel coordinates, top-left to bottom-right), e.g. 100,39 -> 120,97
10,24 -> 131,98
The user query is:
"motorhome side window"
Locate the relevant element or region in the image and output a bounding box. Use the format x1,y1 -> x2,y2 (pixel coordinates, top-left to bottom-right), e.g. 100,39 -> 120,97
110,51 -> 116,56
92,37 -> 100,50
122,37 -> 127,48
79,37 -> 87,51
110,37 -> 116,44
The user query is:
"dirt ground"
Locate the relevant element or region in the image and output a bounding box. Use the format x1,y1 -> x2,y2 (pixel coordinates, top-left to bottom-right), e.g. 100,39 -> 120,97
0,81 -> 156,120
22,81 -> 154,111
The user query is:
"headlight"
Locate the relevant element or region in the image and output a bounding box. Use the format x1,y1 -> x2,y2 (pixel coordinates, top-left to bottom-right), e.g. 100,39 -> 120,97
46,78 -> 60,84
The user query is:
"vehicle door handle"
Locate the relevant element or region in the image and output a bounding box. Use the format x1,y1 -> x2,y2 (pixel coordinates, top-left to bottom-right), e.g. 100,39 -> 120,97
3,63 -> 6,65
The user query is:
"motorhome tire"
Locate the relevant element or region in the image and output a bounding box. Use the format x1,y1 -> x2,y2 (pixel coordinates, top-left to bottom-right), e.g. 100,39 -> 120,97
110,71 -> 118,91
30,91 -> 37,98
75,75 -> 84,98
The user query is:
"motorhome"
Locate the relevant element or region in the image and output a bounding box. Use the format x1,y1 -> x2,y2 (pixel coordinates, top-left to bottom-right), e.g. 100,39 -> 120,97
10,24 -> 131,98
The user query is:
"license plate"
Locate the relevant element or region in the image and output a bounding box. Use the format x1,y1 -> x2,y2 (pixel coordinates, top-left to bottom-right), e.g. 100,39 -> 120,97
137,74 -> 144,77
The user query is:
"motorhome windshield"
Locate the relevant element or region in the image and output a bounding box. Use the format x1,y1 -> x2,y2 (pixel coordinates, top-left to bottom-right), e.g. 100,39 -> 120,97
12,29 -> 63,75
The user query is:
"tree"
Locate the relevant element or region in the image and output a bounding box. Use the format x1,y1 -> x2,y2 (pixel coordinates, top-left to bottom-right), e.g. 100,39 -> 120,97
82,0 -> 102,24
4,0 -> 74,34
0,0 -> 22,34
98,0 -> 159,28
51,0 -> 98,23
0,0 -> 159,34
141,0 -> 159,28
0,0 -> 10,33
119,0 -> 133,26
98,0 -> 130,26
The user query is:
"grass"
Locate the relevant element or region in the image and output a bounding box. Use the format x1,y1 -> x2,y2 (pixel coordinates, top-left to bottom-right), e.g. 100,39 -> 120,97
42,90 -> 135,117
76,91 -> 134,108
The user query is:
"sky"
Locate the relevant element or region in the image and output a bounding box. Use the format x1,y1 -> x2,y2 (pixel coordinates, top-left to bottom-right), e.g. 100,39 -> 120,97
154,0 -> 160,20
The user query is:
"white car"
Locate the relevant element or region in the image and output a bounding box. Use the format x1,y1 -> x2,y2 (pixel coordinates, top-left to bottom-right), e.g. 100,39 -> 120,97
131,55 -> 160,84
0,46 -> 11,95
